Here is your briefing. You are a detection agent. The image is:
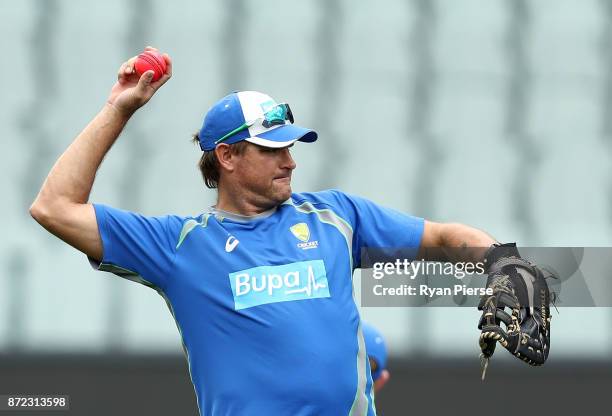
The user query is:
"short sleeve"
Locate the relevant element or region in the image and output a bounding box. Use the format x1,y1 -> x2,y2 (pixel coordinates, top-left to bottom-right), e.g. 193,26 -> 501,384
90,204 -> 184,290
297,190 -> 424,268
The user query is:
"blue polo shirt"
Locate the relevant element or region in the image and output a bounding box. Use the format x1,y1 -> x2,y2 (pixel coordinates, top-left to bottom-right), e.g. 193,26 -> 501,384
91,190 -> 424,416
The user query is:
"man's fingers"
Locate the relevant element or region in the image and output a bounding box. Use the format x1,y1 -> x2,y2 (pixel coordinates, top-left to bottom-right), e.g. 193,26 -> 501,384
117,62 -> 128,81
149,53 -> 173,88
115,50 -> 170,104
135,70 -> 155,94
162,53 -> 172,77
118,57 -> 138,77
126,56 -> 138,73
117,58 -> 140,85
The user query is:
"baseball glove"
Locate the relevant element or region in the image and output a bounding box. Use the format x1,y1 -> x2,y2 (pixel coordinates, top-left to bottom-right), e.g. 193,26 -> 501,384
478,243 -> 552,378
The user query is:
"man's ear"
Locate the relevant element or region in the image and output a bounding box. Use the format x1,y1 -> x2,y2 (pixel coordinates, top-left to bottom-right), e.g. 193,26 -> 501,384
215,144 -> 236,172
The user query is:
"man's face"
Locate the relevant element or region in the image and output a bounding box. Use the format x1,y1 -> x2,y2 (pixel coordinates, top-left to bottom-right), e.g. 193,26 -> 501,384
232,142 -> 297,207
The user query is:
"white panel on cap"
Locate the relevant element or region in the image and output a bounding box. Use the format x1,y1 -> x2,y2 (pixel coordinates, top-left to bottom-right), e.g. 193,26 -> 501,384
236,91 -> 289,138
237,91 -> 274,122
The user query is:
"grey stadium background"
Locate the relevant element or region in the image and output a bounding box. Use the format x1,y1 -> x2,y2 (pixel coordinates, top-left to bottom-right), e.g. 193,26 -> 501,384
1,0 -> 611,415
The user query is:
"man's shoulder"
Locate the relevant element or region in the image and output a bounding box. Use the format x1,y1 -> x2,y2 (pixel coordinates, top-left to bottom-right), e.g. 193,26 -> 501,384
287,190 -> 361,221
289,189 -> 352,207
141,211 -> 208,231
169,212 -> 218,235
94,204 -> 202,222
98,204 -> 212,238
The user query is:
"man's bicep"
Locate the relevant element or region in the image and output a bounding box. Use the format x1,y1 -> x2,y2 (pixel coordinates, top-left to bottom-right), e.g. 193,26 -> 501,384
41,203 -> 103,261
91,205 -> 182,289
337,192 -> 424,263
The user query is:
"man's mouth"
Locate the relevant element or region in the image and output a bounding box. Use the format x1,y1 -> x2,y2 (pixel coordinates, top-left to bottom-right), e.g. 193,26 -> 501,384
273,175 -> 292,184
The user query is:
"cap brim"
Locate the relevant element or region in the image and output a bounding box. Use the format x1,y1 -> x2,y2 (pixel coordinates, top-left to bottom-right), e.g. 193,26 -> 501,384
245,124 -> 318,148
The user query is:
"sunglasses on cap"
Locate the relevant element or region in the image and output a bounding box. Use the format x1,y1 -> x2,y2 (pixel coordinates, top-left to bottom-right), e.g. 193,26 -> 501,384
214,103 -> 294,145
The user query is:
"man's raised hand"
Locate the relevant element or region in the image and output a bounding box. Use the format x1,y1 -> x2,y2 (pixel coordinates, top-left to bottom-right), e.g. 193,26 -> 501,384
107,46 -> 172,117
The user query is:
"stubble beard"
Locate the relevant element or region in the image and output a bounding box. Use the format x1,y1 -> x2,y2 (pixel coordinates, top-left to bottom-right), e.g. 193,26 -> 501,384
269,179 -> 292,204
243,178 -> 292,210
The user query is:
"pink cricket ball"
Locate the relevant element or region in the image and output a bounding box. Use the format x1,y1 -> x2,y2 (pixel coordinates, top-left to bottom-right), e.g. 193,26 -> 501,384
134,50 -> 167,82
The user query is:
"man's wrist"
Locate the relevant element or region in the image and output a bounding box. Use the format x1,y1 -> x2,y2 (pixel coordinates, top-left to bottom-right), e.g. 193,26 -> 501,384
104,101 -> 136,122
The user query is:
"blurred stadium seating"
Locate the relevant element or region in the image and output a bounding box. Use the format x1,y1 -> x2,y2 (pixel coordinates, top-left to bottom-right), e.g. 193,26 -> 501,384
1,0 -> 610,414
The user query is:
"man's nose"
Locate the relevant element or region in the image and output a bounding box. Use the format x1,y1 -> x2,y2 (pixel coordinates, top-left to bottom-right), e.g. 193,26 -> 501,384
281,148 -> 297,170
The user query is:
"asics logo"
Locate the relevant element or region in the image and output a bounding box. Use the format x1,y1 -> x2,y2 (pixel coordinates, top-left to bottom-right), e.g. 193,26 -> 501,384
225,236 -> 239,252
229,260 -> 330,310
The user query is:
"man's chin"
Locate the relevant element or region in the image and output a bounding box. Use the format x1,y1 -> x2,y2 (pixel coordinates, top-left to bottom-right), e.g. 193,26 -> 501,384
272,184 -> 292,202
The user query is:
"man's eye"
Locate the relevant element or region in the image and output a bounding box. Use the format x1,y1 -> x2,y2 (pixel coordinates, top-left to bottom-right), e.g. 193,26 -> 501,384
262,147 -> 282,153
260,145 -> 292,154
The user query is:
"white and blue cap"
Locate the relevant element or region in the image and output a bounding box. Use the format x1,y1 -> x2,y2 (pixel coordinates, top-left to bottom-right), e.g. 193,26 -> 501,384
362,322 -> 388,381
198,91 -> 318,151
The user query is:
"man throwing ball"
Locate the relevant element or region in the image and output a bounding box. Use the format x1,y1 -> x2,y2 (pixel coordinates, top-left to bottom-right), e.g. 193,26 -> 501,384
30,47 -> 552,416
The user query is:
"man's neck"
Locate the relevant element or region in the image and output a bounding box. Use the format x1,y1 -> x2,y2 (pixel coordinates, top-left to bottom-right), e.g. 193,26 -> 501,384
212,205 -> 278,222
216,185 -> 278,216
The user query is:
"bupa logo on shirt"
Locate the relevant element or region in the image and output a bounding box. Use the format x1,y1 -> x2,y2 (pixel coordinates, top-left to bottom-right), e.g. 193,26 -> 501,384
228,260 -> 330,310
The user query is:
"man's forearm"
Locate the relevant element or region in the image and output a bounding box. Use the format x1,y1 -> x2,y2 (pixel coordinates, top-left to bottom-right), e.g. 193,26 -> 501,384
440,222 -> 495,250
419,222 -> 496,263
32,104 -> 130,211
